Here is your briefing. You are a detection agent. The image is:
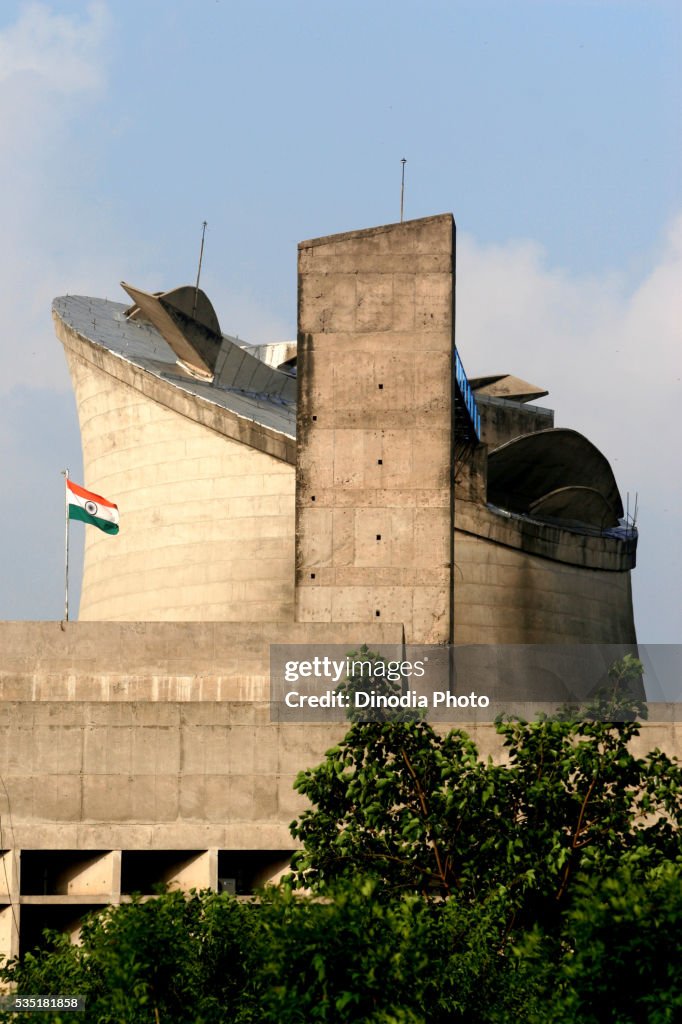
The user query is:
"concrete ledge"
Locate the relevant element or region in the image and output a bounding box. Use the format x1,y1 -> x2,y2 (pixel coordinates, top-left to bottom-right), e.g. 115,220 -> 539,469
0,621 -> 404,700
456,502 -> 636,572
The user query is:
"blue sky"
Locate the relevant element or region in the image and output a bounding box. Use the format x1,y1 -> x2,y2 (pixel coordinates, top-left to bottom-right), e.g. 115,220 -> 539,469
0,0 -> 680,647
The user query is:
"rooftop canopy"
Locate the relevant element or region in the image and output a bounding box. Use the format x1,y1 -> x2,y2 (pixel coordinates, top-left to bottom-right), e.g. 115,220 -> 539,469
487,428 -> 623,526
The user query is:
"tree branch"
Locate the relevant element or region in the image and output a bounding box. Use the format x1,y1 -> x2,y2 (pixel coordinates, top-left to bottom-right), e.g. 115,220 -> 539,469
400,746 -> 451,894
556,775 -> 597,902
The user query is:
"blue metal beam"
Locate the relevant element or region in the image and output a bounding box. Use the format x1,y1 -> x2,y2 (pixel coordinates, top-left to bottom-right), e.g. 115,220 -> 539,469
454,348 -> 480,442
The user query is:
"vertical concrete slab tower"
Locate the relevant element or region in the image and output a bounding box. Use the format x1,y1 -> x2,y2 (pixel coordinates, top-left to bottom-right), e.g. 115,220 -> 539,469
295,214 -> 455,644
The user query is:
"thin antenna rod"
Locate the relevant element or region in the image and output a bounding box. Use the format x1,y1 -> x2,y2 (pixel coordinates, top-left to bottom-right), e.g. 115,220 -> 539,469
400,159 -> 406,222
62,468 -> 69,622
193,220 -> 208,318
626,491 -> 630,540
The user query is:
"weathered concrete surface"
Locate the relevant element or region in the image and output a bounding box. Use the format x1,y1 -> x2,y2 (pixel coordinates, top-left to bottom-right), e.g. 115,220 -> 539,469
455,503 -> 636,573
295,215 -> 456,644
63,351 -> 296,622
0,621 -> 403,702
486,428 -> 623,520
454,530 -> 637,644
0,621 -> 404,897
0,697 -> 342,850
0,622 -> 671,853
477,394 -> 554,449
55,312 -> 295,464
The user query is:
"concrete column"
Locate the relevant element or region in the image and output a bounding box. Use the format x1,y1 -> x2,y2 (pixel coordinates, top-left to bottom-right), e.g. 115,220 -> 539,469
0,851 -> 19,962
0,905 -> 20,963
295,215 -> 455,644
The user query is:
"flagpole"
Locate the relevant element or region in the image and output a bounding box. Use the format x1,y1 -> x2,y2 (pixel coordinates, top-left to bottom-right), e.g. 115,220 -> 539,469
62,469 -> 69,622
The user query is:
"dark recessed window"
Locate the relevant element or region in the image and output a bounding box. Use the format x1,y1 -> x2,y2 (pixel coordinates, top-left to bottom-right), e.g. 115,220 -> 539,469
378,383 -> 384,390
375,610 -> 381,617
376,534 -> 382,541
377,459 -> 383,465
312,415 -> 317,421
310,573 -> 316,579
311,496 -> 316,501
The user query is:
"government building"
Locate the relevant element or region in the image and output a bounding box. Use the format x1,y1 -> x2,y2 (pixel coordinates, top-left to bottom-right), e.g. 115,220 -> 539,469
1,214 -> 657,959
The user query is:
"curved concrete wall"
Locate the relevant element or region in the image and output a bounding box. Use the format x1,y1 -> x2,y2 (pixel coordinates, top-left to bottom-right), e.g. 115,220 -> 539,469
65,350 -> 295,622
454,530 -> 637,644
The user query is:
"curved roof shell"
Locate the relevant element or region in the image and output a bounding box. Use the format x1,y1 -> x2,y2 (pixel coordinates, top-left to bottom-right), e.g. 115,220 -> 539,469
52,294 -> 296,446
487,428 -> 624,522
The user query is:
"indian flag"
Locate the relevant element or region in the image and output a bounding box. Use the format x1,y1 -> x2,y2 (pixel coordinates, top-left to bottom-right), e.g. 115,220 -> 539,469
67,480 -> 119,535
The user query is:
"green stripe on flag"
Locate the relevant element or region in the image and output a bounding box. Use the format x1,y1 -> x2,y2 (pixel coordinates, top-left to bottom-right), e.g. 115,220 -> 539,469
68,505 -> 119,535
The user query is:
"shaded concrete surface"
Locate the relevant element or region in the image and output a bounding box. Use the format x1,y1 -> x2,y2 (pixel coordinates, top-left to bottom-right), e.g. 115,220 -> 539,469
487,428 -> 623,519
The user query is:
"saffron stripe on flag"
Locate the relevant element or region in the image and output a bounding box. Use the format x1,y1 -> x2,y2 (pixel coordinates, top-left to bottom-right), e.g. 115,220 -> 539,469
66,479 -> 117,509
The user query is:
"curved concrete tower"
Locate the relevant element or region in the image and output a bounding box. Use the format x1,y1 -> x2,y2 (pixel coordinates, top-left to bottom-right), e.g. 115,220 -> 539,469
53,290 -> 296,622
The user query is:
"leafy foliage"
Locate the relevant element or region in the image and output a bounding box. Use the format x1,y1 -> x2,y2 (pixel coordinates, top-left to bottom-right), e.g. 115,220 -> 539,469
289,705 -> 682,924
335,644 -> 421,723
513,854 -> 682,1024
0,889 -> 259,1024
256,879 -> 439,1023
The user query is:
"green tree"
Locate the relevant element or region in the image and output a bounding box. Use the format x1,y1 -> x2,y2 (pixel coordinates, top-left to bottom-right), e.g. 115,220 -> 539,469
0,889 -> 259,1024
255,879 -> 439,1023
289,703 -> 682,927
3,657 -> 680,1023
513,853 -> 682,1024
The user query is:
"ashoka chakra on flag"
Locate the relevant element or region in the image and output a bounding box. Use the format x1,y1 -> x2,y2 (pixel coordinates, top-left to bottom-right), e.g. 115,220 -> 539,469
67,479 -> 119,535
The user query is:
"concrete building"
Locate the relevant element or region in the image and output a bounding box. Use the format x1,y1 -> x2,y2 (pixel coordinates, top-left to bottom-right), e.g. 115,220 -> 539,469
0,214 -> 654,961
52,214 -> 637,645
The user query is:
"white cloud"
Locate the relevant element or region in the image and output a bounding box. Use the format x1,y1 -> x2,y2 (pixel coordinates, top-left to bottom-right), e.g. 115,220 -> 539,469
457,215 -> 682,471
0,2 -> 111,394
0,1 -> 108,92
457,217 -> 682,640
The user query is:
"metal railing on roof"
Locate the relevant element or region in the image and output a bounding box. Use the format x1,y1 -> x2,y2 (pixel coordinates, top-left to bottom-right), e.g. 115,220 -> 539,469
454,348 -> 480,441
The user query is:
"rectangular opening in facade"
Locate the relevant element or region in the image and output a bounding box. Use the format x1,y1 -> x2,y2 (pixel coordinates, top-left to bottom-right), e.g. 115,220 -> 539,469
217,850 -> 295,895
120,850 -> 209,896
19,851 -> 113,897
19,904 -> 102,957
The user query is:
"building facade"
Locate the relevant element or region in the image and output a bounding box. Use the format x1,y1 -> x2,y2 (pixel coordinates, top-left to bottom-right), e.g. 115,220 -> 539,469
0,214 -> 653,960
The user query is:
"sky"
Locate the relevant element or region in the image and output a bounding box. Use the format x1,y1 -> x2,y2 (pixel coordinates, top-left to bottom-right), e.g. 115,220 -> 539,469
0,0 -> 680,651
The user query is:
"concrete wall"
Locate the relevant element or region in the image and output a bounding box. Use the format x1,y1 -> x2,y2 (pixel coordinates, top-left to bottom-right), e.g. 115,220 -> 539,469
454,531 -> 637,644
0,621 -> 669,853
64,350 -> 296,622
0,620 -> 402,958
0,620 -> 676,961
477,395 -> 554,449
454,424 -> 637,645
295,215 -> 456,644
